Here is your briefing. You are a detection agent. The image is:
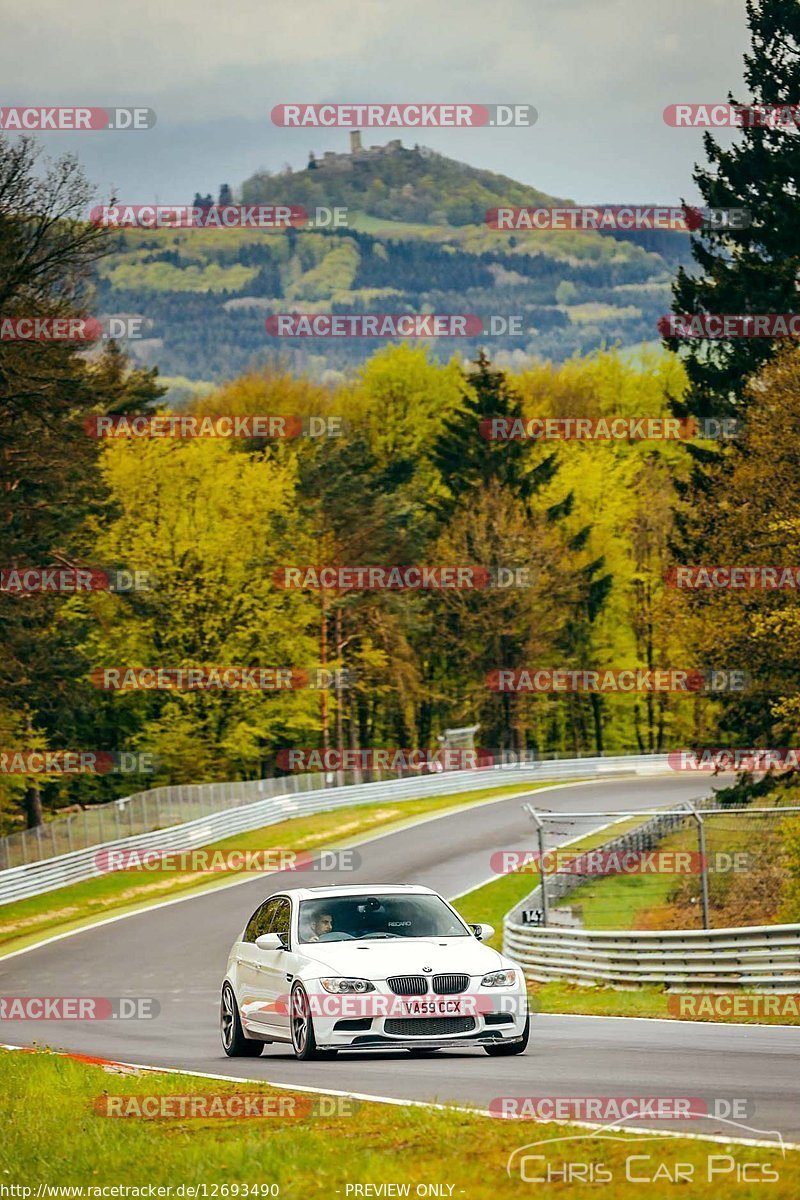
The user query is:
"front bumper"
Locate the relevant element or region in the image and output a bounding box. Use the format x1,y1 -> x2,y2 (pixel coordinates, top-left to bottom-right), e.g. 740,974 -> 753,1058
305,979 -> 529,1049
325,1032 -> 520,1051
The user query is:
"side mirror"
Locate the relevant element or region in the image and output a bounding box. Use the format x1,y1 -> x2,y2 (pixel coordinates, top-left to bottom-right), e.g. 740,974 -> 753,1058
255,932 -> 286,951
470,922 -> 495,941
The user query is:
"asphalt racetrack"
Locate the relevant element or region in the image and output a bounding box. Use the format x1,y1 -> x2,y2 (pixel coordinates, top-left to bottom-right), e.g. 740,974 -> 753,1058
3,774 -> 799,1143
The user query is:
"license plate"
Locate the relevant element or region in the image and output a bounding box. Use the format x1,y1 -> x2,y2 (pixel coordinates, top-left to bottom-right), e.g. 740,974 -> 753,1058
403,1000 -> 462,1015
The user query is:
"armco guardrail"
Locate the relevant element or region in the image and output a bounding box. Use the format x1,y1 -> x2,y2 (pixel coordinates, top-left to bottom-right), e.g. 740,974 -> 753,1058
0,749 -> 670,871
0,753 -> 671,905
503,919 -> 800,989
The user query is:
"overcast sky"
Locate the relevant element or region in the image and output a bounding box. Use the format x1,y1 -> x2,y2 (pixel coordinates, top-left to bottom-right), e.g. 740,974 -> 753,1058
1,0 -> 751,206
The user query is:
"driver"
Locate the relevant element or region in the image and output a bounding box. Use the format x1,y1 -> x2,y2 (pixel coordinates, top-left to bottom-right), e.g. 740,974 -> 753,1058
305,911 -> 333,942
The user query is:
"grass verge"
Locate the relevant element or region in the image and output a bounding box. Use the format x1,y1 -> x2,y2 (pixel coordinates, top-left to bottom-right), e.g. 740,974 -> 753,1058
0,1049 -> 796,1198
551,800 -> 800,930
0,781 -> 561,959
451,816 -> 800,1026
452,813 -> 648,951
526,981 -> 800,1026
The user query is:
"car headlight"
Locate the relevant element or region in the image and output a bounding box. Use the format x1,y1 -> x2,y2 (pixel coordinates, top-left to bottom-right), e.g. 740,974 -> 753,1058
320,978 -> 376,994
481,969 -> 518,987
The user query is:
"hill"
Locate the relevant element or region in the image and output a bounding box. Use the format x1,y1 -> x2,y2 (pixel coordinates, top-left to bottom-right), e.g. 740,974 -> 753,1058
241,135 -> 567,226
94,139 -> 692,392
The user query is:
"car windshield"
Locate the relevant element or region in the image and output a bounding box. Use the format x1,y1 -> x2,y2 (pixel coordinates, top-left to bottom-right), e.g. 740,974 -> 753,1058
297,894 -> 471,943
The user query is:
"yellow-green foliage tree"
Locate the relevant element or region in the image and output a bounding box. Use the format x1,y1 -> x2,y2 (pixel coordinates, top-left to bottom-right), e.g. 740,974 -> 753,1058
509,349 -> 708,753
77,434 -> 320,783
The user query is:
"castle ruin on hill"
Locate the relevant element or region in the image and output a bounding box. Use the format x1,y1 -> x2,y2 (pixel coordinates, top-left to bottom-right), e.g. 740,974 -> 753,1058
307,132 -> 432,171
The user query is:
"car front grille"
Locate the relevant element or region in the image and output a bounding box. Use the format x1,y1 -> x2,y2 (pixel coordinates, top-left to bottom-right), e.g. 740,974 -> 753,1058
432,973 -> 469,994
384,1016 -> 476,1037
387,975 -> 429,995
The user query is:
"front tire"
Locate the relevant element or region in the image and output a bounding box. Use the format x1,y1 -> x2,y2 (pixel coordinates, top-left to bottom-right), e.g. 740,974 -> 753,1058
290,984 -> 332,1060
484,1014 -> 529,1057
220,982 -> 264,1057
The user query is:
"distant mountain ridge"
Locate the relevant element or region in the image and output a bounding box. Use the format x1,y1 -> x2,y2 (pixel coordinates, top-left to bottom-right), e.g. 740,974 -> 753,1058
96,139 -> 691,392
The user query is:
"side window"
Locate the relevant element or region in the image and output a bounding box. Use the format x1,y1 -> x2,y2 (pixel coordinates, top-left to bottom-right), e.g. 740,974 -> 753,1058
243,898 -> 280,942
269,898 -> 291,946
243,904 -> 265,943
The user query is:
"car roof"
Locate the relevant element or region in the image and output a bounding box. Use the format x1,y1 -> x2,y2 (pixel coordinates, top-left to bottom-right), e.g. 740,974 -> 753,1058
272,884 -> 437,901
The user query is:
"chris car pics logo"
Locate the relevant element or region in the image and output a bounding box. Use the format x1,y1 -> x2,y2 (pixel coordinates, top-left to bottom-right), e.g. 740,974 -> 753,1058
506,1116 -> 785,1185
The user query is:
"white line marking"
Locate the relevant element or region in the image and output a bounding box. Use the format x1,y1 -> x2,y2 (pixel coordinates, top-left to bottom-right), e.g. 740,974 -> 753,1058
2,1043 -> 796,1151
536,1011 -> 800,1032
0,778 -> 615,963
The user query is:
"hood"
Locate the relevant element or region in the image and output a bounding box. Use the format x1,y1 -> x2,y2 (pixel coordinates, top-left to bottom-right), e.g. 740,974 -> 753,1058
299,936 -> 503,978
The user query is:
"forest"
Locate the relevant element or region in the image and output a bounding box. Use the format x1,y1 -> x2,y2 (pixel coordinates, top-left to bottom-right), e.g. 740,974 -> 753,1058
2,0 -> 799,834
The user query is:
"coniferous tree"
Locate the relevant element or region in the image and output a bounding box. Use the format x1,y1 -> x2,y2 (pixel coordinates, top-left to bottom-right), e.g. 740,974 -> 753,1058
664,0 -> 800,421
431,351 -> 558,515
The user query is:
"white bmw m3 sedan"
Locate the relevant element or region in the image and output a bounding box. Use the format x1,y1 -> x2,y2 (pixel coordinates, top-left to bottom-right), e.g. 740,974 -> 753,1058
220,884 -> 530,1060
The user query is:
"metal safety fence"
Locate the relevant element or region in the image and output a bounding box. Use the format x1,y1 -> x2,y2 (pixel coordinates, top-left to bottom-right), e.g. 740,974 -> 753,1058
0,753 -> 671,906
511,801 -> 800,932
504,919 -> 800,988
503,799 -> 800,986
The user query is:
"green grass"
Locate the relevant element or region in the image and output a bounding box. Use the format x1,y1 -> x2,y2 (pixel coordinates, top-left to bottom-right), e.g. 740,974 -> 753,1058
452,814 -> 649,950
1,1050 -> 796,1197
105,261 -> 259,294
0,781 -> 562,958
554,869 -> 680,929
346,210 -> 452,239
554,800 -> 795,930
528,981 -> 800,1026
